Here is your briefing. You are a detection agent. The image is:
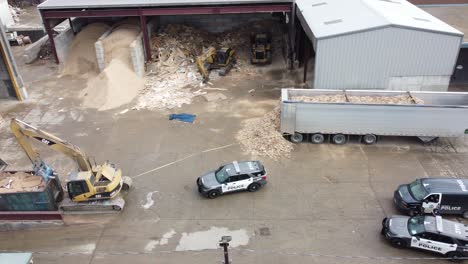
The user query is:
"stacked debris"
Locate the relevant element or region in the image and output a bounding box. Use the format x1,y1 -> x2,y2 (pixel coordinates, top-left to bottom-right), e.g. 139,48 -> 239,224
9,5 -> 22,23
291,94 -> 424,105
0,172 -> 45,193
237,106 -> 293,160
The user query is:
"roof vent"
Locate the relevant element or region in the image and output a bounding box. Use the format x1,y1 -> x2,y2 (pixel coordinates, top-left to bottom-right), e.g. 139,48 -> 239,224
413,17 -> 431,22
324,19 -> 343,25
312,2 -> 327,7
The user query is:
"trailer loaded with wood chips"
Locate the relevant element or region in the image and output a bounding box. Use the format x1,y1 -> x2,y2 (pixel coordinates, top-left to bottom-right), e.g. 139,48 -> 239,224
281,89 -> 468,144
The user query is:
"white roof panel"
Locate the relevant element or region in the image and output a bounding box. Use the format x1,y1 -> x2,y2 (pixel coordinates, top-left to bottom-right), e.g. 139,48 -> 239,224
38,0 -> 291,10
296,0 -> 463,40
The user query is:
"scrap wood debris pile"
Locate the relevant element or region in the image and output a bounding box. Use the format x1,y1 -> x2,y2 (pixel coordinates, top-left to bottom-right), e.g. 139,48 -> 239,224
290,94 -> 425,105
237,106 -> 293,160
137,22 -> 278,110
0,172 -> 45,193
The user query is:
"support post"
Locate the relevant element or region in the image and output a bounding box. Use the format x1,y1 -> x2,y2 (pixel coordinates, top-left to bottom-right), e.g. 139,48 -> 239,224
68,18 -> 76,35
303,38 -> 309,83
289,3 -> 296,69
140,15 -> 151,62
40,11 -> 59,64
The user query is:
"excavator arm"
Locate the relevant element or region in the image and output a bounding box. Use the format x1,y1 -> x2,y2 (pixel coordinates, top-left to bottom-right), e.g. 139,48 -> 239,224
196,47 -> 216,82
10,118 -> 93,172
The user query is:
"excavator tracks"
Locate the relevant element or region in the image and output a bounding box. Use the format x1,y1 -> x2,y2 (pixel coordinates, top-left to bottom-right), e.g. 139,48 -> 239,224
59,196 -> 126,214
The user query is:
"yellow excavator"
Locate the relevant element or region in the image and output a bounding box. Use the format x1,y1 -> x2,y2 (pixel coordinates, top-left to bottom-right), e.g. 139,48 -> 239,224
10,118 -> 132,212
196,47 -> 236,82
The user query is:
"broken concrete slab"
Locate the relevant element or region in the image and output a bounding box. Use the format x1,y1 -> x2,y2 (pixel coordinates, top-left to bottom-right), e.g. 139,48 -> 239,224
202,92 -> 227,102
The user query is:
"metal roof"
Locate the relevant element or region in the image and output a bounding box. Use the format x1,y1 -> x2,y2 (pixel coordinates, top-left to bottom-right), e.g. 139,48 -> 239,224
38,0 -> 292,10
296,0 -> 463,40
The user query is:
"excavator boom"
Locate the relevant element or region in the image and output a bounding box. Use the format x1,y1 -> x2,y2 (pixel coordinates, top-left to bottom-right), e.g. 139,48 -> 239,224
10,119 -> 93,172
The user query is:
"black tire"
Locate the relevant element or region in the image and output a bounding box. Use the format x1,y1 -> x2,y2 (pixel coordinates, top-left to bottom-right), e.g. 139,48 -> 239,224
290,133 -> 304,143
447,251 -> 464,262
311,133 -> 325,144
462,211 -> 468,219
332,134 -> 347,145
248,183 -> 261,192
208,190 -> 220,199
408,209 -> 420,216
391,238 -> 407,248
363,134 -> 377,145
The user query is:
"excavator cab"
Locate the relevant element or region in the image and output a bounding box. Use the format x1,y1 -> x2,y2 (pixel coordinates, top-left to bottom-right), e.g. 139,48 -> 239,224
196,47 -> 236,82
250,32 -> 272,64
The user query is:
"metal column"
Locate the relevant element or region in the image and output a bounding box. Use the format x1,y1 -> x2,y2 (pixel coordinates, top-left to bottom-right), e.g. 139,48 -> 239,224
303,38 -> 309,83
139,14 -> 151,62
40,11 -> 59,64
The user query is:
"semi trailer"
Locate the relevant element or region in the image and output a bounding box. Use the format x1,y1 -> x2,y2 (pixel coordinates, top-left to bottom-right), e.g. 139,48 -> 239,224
281,89 -> 468,144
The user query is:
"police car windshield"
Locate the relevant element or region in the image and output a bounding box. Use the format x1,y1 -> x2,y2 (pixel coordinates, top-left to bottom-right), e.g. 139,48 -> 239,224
408,216 -> 426,235
215,166 -> 229,183
409,179 -> 429,201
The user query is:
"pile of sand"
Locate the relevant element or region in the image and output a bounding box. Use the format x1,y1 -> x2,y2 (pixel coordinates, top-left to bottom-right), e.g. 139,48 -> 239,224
236,106 -> 293,160
62,23 -> 110,76
80,22 -> 143,111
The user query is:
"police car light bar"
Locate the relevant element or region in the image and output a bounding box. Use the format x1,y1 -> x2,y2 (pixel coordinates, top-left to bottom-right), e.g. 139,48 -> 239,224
233,161 -> 241,174
435,216 -> 444,233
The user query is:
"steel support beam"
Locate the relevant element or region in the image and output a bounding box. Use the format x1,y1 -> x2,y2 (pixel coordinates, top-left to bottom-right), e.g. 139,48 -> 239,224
303,38 -> 309,83
140,15 -> 151,62
40,11 -> 59,64
42,4 -> 292,19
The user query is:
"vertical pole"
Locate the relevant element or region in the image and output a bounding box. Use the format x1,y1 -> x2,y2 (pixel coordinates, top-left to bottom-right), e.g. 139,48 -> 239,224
222,243 -> 229,264
303,38 -> 309,83
68,18 -> 76,35
289,3 -> 296,69
140,15 -> 151,62
40,11 -> 59,64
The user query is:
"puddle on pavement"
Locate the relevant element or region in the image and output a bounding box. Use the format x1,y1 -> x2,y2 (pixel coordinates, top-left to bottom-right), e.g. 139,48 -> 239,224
142,191 -> 158,209
145,229 -> 176,251
176,226 -> 249,251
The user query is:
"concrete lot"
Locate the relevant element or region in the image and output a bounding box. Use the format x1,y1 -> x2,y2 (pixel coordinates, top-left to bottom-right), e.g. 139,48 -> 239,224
1,53 -> 468,264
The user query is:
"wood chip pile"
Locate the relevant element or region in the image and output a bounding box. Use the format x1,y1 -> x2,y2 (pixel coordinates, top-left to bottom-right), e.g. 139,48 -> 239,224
291,94 -> 425,105
237,106 -> 293,160
0,172 -> 46,193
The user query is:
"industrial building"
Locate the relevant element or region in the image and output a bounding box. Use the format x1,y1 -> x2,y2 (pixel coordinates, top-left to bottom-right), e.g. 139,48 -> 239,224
295,0 -> 464,91
18,0 -> 464,94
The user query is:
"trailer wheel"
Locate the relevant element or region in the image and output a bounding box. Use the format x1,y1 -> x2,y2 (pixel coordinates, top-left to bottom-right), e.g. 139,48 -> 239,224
311,133 -> 325,144
332,134 -> 347,145
363,134 -> 377,145
290,133 -> 304,143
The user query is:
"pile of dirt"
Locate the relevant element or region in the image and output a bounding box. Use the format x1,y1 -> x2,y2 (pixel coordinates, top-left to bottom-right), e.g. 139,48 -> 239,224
62,23 -> 110,76
80,22 -> 144,111
291,94 -> 424,105
236,106 -> 293,160
0,172 -> 45,193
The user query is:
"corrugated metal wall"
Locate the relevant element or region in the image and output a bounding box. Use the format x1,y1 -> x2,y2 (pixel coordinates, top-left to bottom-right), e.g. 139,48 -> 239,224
314,27 -> 462,90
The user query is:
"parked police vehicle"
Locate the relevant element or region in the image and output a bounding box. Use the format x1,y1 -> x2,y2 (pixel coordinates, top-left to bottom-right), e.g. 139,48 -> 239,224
394,178 -> 468,218
197,161 -> 267,198
382,215 -> 468,261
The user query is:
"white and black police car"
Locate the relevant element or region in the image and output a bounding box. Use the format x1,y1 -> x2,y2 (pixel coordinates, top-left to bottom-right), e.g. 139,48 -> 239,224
382,215 -> 468,261
197,161 -> 267,198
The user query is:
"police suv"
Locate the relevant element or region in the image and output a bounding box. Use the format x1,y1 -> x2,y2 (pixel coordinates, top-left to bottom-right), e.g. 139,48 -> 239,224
197,161 -> 267,198
382,215 -> 468,261
394,178 -> 468,218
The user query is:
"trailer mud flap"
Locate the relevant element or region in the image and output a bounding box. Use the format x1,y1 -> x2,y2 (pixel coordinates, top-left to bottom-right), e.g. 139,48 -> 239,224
281,103 -> 296,135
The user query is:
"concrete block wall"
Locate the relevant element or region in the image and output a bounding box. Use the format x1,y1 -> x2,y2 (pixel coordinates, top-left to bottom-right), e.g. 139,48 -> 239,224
158,13 -> 273,33
53,18 -> 87,67
130,33 -> 145,77
94,26 -> 114,72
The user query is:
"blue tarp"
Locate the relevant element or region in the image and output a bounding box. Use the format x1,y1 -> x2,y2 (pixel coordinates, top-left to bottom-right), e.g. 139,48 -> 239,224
169,113 -> 196,123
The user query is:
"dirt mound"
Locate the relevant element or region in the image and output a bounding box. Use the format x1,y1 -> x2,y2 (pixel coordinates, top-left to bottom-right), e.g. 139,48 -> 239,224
0,172 -> 45,193
62,23 -> 110,76
237,106 -> 293,160
80,22 -> 143,111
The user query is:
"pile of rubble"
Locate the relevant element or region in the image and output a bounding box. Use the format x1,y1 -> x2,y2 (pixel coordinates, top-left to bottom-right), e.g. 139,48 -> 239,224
0,172 -> 45,193
237,106 -> 293,160
137,22 -> 274,110
9,5 -> 22,23
291,94 -> 424,105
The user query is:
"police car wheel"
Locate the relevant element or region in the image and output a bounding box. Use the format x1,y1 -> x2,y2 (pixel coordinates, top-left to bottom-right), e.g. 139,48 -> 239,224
447,251 -> 463,262
248,183 -> 260,192
409,209 -> 420,216
463,211 -> 468,219
208,190 -> 220,199
390,238 -> 407,248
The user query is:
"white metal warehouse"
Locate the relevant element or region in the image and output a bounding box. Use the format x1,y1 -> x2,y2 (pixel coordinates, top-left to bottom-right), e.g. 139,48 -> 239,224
295,0 -> 464,91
